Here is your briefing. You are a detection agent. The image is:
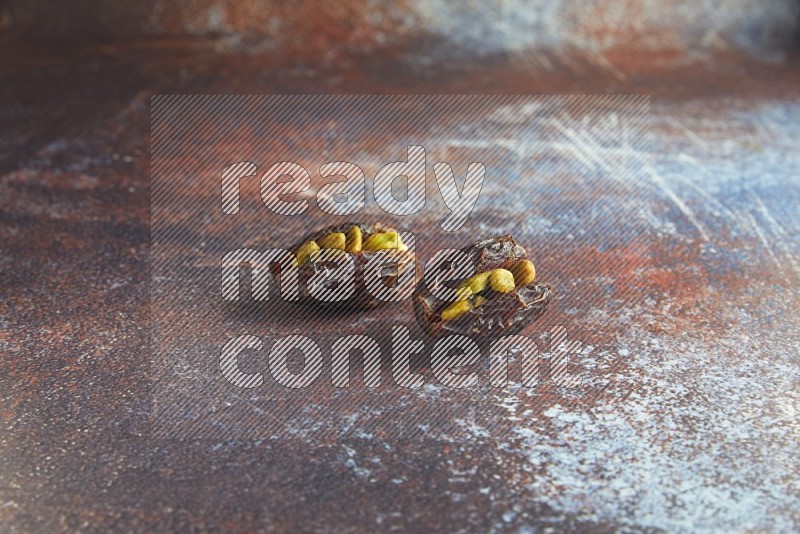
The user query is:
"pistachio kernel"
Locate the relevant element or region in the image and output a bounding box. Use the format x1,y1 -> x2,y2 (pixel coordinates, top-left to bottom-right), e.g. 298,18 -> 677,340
308,247 -> 348,264
295,240 -> 320,265
454,285 -> 473,302
489,269 -> 516,293
345,226 -> 362,253
317,232 -> 346,250
458,271 -> 491,295
509,259 -> 536,286
472,295 -> 487,307
440,299 -> 471,321
363,231 -> 405,252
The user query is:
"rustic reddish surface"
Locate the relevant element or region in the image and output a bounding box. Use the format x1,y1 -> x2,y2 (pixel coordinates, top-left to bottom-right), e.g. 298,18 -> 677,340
2,10 -> 800,530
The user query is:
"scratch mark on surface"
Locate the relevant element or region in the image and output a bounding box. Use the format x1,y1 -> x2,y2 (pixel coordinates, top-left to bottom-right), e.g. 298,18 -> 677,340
745,212 -> 783,273
551,118 -> 624,179
749,190 -> 800,277
647,166 -> 710,241
591,51 -> 627,82
675,153 -> 740,221
666,117 -> 710,151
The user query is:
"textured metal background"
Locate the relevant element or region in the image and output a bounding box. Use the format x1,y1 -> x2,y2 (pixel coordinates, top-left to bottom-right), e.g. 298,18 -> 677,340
1,1 -> 799,531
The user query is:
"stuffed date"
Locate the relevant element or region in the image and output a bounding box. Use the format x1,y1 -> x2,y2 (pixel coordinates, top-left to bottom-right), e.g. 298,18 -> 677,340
269,222 -> 416,308
412,235 -> 552,338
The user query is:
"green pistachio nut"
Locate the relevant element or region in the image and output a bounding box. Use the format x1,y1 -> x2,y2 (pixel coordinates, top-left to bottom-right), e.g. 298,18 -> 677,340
363,231 -> 406,252
295,240 -> 320,265
345,226 -> 362,253
509,259 -> 536,286
458,271 -> 491,295
472,295 -> 487,307
317,232 -> 346,250
440,299 -> 472,321
489,269 -> 515,293
454,285 -> 473,302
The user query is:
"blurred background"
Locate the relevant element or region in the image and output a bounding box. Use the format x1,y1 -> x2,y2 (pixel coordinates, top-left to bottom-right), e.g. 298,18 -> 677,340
3,0 -> 799,61
2,1 -> 799,532
2,0 -> 798,175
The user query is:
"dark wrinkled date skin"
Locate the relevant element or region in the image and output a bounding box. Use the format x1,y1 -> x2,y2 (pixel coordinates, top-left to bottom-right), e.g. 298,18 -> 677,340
270,222 -> 416,309
413,235 -> 553,338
